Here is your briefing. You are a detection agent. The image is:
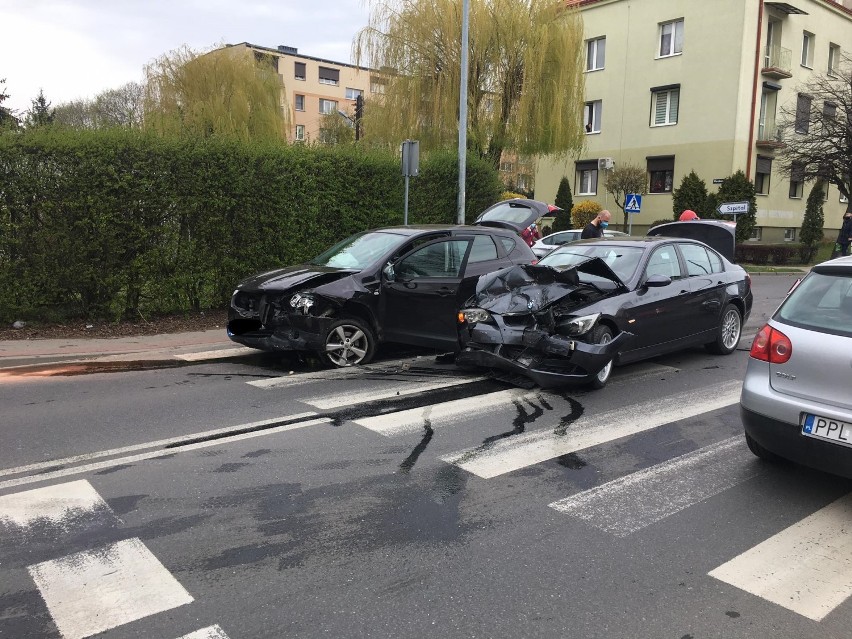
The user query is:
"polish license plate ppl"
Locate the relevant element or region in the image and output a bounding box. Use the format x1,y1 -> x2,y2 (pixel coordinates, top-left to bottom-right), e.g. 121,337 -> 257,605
802,414 -> 852,448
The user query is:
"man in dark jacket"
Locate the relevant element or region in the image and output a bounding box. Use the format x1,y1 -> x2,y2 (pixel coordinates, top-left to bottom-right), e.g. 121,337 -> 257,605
838,212 -> 852,256
581,210 -> 612,239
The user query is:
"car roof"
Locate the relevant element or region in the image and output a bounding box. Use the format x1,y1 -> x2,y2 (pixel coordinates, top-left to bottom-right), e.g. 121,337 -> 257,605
813,255 -> 852,273
373,224 -> 519,237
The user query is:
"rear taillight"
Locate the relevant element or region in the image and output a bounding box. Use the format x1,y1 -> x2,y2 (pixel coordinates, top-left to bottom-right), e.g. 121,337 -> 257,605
749,324 -> 792,364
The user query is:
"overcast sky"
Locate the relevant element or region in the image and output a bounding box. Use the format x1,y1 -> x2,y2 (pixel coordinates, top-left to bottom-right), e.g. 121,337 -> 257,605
0,0 -> 373,114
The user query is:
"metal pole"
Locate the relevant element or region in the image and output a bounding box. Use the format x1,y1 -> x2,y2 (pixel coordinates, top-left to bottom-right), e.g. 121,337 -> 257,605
404,175 -> 410,225
457,0 -> 470,225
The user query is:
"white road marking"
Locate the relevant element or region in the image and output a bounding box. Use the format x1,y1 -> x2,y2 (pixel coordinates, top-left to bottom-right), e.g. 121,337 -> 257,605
177,625 -> 230,639
0,418 -> 331,491
0,480 -> 111,528
247,356 -> 439,388
0,412 -> 318,480
709,492 -> 852,621
354,388 -> 541,436
440,380 -> 742,478
549,437 -> 762,536
29,538 -> 194,639
174,347 -> 256,361
301,376 -> 486,409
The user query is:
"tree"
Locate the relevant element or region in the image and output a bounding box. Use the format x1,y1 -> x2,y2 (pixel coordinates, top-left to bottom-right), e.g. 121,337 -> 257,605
715,170 -> 757,243
318,112 -> 356,146
354,0 -> 586,168
0,78 -> 20,130
551,176 -> 574,232
24,89 -> 55,128
604,163 -> 647,232
777,51 -> 852,213
800,180 -> 826,263
143,45 -> 287,140
54,82 -> 144,130
672,170 -> 709,220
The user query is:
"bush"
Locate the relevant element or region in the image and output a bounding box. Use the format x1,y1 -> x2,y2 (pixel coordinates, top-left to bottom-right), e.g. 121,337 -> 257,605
648,218 -> 675,231
552,176 -> 574,232
735,243 -> 800,265
501,191 -> 527,200
571,200 -> 603,229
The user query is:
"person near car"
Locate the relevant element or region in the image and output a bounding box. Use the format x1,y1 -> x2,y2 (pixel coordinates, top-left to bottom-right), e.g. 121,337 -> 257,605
581,210 -> 612,239
679,209 -> 700,221
521,222 -> 541,247
837,211 -> 852,256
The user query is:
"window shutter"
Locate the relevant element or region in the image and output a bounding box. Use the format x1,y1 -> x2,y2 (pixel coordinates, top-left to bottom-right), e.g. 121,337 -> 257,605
647,156 -> 675,172
318,67 -> 340,83
756,156 -> 772,174
790,162 -> 805,182
669,90 -> 679,123
294,62 -> 306,78
655,92 -> 667,125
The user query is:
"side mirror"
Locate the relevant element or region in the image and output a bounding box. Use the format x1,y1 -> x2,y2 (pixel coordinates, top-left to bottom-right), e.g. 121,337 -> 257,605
644,274 -> 672,288
383,262 -> 396,282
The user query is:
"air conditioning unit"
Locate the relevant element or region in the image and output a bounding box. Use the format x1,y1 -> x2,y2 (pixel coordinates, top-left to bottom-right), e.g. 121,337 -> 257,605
598,157 -> 614,170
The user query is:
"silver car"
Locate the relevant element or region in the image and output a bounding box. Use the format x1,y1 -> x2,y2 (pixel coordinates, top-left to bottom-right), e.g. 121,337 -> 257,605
531,228 -> 629,258
740,256 -> 852,478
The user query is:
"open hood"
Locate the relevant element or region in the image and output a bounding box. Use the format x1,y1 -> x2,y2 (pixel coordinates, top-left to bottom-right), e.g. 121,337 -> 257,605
473,199 -> 560,232
647,220 -> 737,262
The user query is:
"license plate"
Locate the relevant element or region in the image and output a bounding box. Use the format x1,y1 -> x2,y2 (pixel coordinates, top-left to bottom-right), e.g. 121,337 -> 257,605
801,413 -> 852,448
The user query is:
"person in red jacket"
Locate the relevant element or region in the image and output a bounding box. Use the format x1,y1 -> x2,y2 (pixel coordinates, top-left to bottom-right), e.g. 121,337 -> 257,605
679,209 -> 700,221
520,222 -> 541,247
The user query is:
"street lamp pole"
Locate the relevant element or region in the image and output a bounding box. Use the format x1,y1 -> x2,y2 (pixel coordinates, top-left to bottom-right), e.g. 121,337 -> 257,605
457,0 -> 470,225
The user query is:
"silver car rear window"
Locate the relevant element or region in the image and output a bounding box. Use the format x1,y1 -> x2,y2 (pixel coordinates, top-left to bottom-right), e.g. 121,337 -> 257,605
775,272 -> 852,338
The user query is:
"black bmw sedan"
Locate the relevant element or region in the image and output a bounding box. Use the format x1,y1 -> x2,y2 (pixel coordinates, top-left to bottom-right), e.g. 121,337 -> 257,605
456,221 -> 753,389
227,200 -> 548,366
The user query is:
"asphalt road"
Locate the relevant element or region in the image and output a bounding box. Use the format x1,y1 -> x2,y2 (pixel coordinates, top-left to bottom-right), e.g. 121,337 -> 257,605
3,273 -> 850,639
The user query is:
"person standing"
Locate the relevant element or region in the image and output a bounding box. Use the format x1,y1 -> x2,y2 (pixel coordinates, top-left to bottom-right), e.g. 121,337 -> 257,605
838,211 -> 852,256
581,210 -> 612,239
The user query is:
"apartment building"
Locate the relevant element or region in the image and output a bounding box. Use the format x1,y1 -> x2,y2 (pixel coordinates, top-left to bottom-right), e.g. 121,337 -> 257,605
536,0 -> 852,241
226,43 -> 376,144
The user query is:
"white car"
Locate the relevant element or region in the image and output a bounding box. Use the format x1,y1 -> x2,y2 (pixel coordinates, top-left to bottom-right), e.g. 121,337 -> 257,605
531,228 -> 629,258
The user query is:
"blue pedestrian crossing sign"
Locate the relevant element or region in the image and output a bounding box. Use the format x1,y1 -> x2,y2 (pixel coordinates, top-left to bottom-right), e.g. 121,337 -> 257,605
625,194 -> 642,213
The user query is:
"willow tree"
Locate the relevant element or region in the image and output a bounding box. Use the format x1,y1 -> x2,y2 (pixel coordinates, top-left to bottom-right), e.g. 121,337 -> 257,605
354,0 -> 586,168
143,45 -> 287,140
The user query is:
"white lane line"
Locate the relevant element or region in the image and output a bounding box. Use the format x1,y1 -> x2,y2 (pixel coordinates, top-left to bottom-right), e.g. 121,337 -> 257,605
247,357 -> 434,388
0,480 -> 111,528
301,376 -> 486,409
0,418 -> 330,492
174,347 -> 256,361
440,380 -> 742,478
354,388 -> 541,436
549,437 -> 762,536
0,412 -> 318,479
709,493 -> 852,621
177,625 -> 230,639
29,538 -> 194,639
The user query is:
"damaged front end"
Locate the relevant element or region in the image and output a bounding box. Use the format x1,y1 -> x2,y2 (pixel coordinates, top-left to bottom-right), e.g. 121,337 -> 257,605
456,260 -> 633,388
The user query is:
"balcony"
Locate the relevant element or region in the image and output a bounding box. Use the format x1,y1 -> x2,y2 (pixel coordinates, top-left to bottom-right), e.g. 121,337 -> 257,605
756,123 -> 786,149
762,45 -> 792,79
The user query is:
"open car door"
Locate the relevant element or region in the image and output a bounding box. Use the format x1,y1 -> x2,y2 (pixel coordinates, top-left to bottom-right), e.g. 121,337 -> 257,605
473,199 -> 560,233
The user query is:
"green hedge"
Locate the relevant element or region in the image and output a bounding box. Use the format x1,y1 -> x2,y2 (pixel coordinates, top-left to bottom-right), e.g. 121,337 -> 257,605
0,129 -> 501,321
735,243 -> 801,265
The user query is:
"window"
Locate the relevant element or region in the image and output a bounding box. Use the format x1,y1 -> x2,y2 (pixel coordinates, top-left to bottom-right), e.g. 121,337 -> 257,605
789,162 -> 804,198
319,99 -> 338,115
784,228 -> 797,242
679,243 -> 713,276
749,227 -> 762,242
370,76 -> 387,94
795,93 -> 811,134
294,61 -> 306,80
345,87 -> 363,100
576,161 -> 598,195
645,246 -> 683,279
647,156 -> 674,193
823,101 -> 837,120
755,156 -> 772,195
829,44 -> 841,75
651,86 -> 679,126
468,235 -> 498,263
659,19 -> 684,57
584,100 -> 602,133
295,94 -> 305,111
801,31 -> 813,67
499,237 -> 517,254
318,66 -> 340,86
396,240 -> 469,278
295,125 -> 305,141
586,37 -> 606,71
499,162 -> 514,172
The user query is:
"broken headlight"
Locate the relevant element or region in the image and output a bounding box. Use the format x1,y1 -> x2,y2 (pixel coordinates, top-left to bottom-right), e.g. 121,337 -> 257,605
460,308 -> 492,324
289,292 -> 315,314
563,312 -> 600,336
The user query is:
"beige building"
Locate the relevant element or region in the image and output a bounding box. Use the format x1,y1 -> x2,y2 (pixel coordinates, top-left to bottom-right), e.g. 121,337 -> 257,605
537,0 -> 852,241
227,43 -> 377,144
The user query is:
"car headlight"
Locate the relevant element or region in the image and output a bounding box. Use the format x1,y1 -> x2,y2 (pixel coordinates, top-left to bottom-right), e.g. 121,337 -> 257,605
564,312 -> 600,336
289,292 -> 315,314
459,308 -> 492,324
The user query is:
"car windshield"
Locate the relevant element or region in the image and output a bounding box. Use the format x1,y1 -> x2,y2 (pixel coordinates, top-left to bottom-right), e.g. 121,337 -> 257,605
310,231 -> 404,270
774,271 -> 852,338
479,202 -> 535,224
539,245 -> 644,282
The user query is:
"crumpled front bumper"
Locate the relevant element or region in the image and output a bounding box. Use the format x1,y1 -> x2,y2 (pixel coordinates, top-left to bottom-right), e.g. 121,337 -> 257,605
456,321 -> 633,388
227,312 -> 333,353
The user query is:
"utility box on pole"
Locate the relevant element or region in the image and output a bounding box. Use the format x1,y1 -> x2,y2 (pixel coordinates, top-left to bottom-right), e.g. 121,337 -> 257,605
401,140 -> 419,224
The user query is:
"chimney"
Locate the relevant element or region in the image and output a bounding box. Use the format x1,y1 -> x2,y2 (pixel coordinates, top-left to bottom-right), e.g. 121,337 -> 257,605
277,45 -> 298,55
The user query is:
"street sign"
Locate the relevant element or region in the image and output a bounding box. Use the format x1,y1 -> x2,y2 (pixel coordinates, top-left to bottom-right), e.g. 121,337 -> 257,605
712,178 -> 724,184
625,194 -> 642,213
717,201 -> 749,215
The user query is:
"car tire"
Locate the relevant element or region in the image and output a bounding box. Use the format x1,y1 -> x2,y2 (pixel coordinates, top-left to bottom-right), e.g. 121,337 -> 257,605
705,303 -> 742,355
745,432 -> 784,463
322,317 -> 376,368
588,325 -> 615,390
